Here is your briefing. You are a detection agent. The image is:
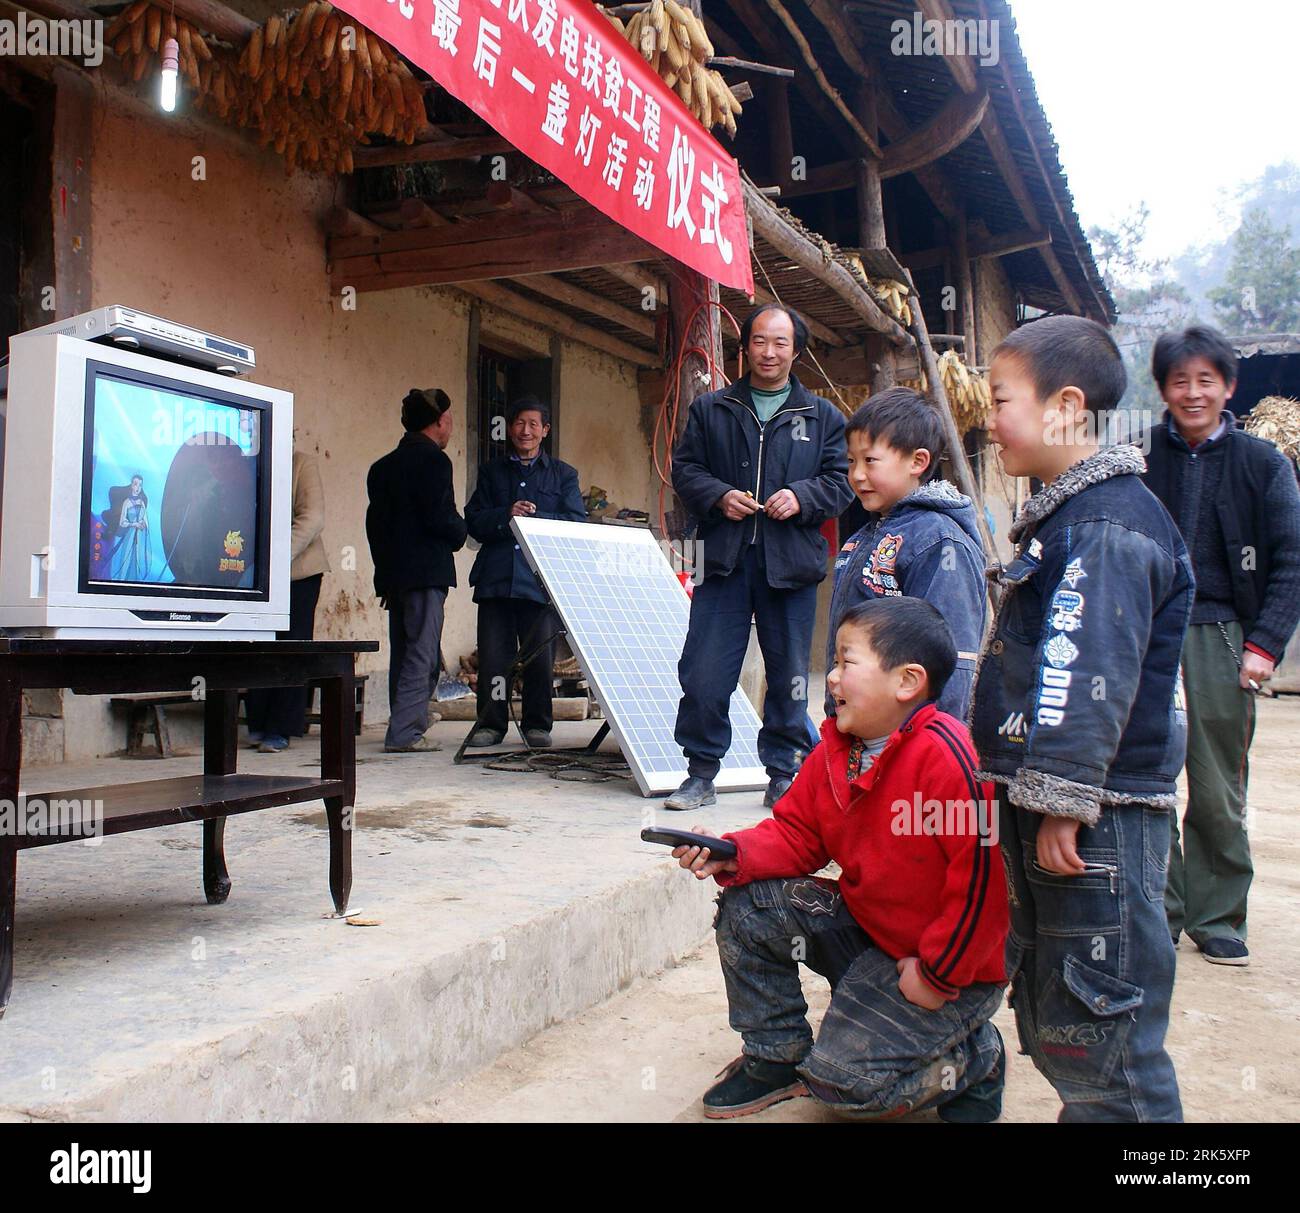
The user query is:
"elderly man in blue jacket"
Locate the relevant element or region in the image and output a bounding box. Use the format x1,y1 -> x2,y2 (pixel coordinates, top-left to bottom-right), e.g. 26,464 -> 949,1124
465,395 -> 587,748
667,304 -> 853,811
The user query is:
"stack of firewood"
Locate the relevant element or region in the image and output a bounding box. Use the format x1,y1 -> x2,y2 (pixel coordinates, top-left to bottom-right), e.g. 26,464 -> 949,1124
601,1 -> 742,135
105,2 -> 425,175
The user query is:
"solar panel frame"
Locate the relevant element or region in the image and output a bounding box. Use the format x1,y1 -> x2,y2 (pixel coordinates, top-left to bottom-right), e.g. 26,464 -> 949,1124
512,517 -> 768,797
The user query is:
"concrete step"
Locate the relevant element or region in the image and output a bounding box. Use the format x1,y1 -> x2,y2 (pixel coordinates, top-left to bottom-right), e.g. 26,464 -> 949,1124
0,720 -> 771,1122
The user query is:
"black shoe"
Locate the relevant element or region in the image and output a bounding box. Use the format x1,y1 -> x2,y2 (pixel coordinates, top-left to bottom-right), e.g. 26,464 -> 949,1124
466,727 -> 506,748
763,774 -> 794,808
702,1056 -> 808,1119
523,729 -> 552,748
938,1028 -> 1005,1123
664,776 -> 716,811
1199,937 -> 1250,966
1171,931 -> 1181,948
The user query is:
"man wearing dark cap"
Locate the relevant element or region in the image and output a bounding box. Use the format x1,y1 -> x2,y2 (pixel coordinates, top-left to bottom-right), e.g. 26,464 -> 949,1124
465,395 -> 587,747
366,388 -> 467,752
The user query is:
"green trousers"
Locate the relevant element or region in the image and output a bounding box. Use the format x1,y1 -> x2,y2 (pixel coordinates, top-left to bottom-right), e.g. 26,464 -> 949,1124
1167,621 -> 1256,944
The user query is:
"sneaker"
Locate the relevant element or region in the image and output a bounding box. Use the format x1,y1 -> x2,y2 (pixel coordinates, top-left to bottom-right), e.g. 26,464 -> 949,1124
246,731 -> 265,747
258,735 -> 289,753
384,735 -> 443,753
937,1028 -> 1005,1123
763,774 -> 794,808
702,1056 -> 808,1120
523,729 -> 552,748
664,775 -> 716,812
466,727 -> 506,748
1199,937 -> 1249,966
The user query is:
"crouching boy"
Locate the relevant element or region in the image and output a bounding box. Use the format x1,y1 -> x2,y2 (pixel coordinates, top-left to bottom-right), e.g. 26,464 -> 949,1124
674,597 -> 1008,1120
972,315 -> 1193,1122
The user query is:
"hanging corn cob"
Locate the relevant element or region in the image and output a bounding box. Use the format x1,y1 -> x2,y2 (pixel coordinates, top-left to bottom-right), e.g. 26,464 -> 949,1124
104,3 -> 426,175
937,350 -> 992,435
601,1 -> 742,136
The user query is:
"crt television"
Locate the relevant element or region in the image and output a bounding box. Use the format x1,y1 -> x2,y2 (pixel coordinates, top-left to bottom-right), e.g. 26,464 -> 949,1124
0,331 -> 292,638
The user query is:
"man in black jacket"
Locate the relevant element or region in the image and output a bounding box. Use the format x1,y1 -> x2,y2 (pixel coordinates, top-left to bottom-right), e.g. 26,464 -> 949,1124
465,395 -> 587,748
366,388 -> 467,753
1141,326 -> 1300,967
666,304 -> 853,811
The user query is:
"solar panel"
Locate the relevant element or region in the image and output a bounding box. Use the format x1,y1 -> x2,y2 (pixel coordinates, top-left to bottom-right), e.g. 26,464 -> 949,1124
512,517 -> 767,797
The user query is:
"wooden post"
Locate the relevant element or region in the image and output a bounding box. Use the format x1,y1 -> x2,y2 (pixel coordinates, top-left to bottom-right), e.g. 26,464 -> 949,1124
952,211 -> 977,360
667,266 -> 722,435
767,76 -> 795,192
907,289 -> 996,562
855,81 -> 886,251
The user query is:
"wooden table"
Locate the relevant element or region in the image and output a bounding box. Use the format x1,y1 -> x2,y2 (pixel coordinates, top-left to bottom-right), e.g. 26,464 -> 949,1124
0,638 -> 378,1017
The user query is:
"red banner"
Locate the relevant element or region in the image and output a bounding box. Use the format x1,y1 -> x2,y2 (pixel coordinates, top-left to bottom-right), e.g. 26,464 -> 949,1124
332,0 -> 753,293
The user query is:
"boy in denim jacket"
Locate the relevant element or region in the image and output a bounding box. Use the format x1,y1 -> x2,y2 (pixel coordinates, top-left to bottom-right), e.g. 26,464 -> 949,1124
970,315 -> 1193,1122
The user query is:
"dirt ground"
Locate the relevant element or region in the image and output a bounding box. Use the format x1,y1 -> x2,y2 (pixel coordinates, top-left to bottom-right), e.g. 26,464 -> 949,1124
406,696 -> 1300,1123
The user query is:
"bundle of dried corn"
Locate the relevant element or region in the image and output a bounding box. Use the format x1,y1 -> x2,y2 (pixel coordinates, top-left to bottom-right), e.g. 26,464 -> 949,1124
1243,395 -> 1300,462
105,2 -> 211,88
600,1 -> 742,135
867,277 -> 912,327
839,254 -> 913,327
937,350 -> 991,435
105,2 -> 425,175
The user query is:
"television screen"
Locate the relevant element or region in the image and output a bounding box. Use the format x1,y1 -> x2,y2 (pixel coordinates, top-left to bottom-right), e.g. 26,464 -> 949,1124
81,367 -> 268,597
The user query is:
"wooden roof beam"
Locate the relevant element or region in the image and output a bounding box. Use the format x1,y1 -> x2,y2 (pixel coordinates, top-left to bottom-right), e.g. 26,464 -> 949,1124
913,0 -> 1089,317
328,207 -> 658,291
758,0 -> 882,158
901,225 -> 1051,271
743,180 -> 910,347
514,274 -> 658,341
459,281 -> 661,369
718,0 -> 867,164
352,135 -> 511,169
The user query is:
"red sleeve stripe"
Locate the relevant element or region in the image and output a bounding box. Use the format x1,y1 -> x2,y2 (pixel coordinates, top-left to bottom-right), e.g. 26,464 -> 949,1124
925,720 -> 993,982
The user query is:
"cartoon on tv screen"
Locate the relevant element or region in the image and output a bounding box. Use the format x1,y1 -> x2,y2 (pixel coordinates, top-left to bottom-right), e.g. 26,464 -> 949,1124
84,375 -> 263,591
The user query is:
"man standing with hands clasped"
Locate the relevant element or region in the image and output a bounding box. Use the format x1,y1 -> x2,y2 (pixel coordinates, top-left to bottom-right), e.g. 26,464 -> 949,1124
465,395 -> 586,748
666,304 -> 852,811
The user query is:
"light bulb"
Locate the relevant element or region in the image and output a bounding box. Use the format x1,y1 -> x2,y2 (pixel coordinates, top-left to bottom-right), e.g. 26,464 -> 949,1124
160,36 -> 179,113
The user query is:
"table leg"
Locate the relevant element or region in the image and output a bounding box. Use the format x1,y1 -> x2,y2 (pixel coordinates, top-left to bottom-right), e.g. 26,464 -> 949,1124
321,665 -> 354,915
202,688 -> 238,903
0,843 -> 15,1019
204,688 -> 238,775
203,818 -> 231,905
0,673 -> 21,1017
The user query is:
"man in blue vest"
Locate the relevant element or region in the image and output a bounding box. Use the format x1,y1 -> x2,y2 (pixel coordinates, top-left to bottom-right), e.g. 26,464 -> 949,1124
667,304 -> 853,811
465,395 -> 587,748
1142,326 -> 1300,967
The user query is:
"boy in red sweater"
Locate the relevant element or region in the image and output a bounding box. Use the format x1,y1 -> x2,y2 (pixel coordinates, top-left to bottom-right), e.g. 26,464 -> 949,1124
673,596 -> 1008,1120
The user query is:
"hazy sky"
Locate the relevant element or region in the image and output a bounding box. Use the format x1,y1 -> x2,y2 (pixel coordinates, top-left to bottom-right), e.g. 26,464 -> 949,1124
1010,0 -> 1300,260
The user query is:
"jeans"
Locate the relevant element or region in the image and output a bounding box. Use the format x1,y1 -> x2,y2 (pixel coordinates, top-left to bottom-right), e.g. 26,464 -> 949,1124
475,598 -> 558,734
385,587 -> 447,748
675,546 -> 819,781
1168,621 -> 1255,945
998,788 -> 1183,1122
715,877 -> 1004,1117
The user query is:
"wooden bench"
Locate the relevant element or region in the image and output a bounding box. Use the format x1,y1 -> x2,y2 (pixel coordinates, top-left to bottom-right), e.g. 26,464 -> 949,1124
110,675 -> 368,758
110,692 -> 200,758
0,638 -> 378,1018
